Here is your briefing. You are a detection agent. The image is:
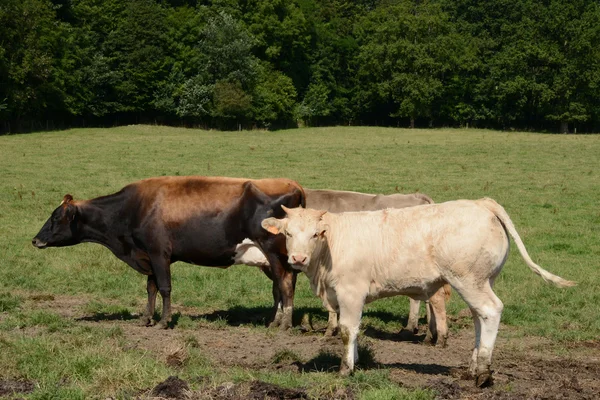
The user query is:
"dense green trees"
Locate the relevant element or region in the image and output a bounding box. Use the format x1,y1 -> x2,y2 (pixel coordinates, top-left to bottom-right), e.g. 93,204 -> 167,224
1,0 -> 600,132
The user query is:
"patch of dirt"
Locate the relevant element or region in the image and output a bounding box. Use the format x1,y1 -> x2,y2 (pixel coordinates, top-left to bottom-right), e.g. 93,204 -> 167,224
31,296 -> 600,400
144,379 -> 351,400
151,376 -> 189,399
0,379 -> 35,396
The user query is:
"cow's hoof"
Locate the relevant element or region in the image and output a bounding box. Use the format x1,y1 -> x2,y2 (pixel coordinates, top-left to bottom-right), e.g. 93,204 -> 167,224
300,313 -> 314,332
339,365 -> 353,377
437,336 -> 448,348
139,316 -> 154,327
268,320 -> 281,329
155,320 -> 171,329
424,332 -> 437,346
279,320 -> 292,331
324,327 -> 339,337
475,371 -> 493,388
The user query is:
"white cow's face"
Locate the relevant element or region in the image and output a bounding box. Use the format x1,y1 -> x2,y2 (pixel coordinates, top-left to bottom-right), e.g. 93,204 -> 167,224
261,206 -> 328,270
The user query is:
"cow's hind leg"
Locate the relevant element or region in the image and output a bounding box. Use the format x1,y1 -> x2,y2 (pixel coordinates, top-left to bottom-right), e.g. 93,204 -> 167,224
337,293 -> 365,376
425,287 -> 449,347
140,275 -> 158,326
150,255 -> 173,329
405,298 -> 421,334
453,280 -> 503,387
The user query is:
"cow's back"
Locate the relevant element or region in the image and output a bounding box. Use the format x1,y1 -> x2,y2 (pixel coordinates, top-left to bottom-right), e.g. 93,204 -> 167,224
131,176 -> 303,224
321,201 -> 507,292
305,189 -> 432,213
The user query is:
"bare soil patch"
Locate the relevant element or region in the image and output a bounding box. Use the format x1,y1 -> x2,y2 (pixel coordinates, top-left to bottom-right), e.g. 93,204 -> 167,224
37,296 -> 600,399
0,379 -> 35,397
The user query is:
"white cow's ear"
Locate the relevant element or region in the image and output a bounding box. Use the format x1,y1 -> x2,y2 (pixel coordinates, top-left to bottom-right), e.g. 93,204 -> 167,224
262,217 -> 285,235
317,223 -> 330,238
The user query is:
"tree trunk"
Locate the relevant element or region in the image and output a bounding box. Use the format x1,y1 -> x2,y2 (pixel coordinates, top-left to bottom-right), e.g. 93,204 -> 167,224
560,120 -> 569,134
410,117 -> 415,129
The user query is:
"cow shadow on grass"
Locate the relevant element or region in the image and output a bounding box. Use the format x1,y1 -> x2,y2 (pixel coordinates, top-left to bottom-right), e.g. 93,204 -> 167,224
180,305 -> 329,328
299,350 -> 451,376
76,309 -> 139,322
362,326 -> 426,344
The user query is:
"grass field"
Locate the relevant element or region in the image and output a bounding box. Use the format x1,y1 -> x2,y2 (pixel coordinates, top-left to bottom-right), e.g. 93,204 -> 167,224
0,125 -> 599,399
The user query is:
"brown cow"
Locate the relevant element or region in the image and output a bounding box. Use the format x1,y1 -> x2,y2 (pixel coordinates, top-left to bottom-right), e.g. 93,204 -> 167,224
32,176 -> 305,329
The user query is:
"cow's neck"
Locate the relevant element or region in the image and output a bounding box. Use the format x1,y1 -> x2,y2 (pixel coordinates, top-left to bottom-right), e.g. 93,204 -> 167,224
76,191 -> 129,254
305,239 -> 333,298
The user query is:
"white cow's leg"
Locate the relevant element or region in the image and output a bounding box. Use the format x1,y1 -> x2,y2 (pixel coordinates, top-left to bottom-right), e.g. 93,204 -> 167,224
473,285 -> 503,387
454,280 -> 503,387
324,311 -> 339,337
468,307 -> 481,378
424,299 -> 435,344
406,298 -> 421,333
338,294 -> 364,376
324,289 -> 339,337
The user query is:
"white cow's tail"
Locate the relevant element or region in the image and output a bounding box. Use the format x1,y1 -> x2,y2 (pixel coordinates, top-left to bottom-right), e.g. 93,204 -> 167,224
478,198 -> 576,288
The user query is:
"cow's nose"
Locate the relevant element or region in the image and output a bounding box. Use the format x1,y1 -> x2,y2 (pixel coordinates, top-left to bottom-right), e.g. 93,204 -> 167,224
291,255 -> 307,264
32,238 -> 46,248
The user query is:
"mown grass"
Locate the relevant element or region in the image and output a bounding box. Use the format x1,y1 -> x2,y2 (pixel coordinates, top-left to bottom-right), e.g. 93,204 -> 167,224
0,125 -> 599,398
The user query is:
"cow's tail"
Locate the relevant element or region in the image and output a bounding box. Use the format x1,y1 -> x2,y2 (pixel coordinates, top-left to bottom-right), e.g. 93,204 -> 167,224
293,181 -> 307,208
478,198 -> 576,288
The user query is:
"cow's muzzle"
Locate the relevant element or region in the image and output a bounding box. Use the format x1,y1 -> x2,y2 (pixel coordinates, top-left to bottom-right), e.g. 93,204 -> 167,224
289,254 -> 309,269
32,238 -> 47,249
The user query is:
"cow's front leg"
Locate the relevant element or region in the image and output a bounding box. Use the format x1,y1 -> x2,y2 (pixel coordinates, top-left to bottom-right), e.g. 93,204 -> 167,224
270,279 -> 284,328
324,311 -> 339,337
140,275 -> 158,326
267,254 -> 296,330
338,293 -> 365,376
150,255 -> 173,329
323,291 -> 339,337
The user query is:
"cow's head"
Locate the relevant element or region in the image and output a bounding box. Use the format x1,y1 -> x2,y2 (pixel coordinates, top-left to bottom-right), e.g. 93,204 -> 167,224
32,194 -> 80,249
261,206 -> 329,270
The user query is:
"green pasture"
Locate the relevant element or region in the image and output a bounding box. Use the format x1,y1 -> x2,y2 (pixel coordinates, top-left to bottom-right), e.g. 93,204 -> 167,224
0,126 -> 598,399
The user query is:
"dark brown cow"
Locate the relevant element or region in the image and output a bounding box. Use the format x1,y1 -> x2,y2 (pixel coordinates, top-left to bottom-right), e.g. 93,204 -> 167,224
32,176 -> 305,329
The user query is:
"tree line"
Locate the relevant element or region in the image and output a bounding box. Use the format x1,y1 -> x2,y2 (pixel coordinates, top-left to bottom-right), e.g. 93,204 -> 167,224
1,0 -> 599,133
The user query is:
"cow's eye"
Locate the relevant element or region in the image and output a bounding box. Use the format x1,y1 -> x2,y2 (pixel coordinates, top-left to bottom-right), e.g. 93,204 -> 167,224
313,232 -> 319,238
285,231 -> 292,237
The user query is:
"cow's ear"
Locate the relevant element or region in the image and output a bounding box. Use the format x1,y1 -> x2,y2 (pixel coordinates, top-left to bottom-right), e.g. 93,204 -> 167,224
61,194 -> 74,205
64,202 -> 78,221
317,223 -> 330,238
262,217 -> 285,235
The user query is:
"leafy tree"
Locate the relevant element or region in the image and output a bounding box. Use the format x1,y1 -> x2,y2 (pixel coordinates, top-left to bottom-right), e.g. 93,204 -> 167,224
0,0 -> 67,126
252,64 -> 297,128
355,0 -> 466,128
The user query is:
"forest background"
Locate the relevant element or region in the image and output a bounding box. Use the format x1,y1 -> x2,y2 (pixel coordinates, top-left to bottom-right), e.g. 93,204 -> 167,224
1,0 -> 599,134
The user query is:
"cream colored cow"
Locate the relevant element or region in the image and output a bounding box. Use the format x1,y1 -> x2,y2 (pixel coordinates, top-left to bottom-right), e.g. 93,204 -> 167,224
236,188 -> 448,342
262,198 -> 575,387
